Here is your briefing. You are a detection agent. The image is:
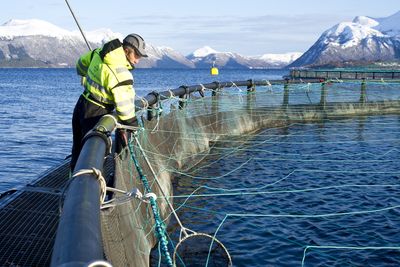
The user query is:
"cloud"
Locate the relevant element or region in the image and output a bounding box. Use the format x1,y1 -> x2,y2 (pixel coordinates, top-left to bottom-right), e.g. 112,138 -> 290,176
116,13 -> 344,55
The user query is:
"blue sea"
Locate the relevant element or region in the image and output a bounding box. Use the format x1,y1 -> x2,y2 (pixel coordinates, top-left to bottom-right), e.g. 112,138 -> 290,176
1,68 -> 400,266
171,116 -> 400,266
0,68 -> 285,191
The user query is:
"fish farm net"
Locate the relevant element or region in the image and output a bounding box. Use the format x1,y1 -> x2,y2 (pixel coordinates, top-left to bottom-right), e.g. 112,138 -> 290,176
100,79 -> 400,266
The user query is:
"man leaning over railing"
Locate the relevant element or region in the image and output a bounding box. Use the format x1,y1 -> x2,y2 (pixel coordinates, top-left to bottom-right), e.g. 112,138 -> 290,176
70,33 -> 148,171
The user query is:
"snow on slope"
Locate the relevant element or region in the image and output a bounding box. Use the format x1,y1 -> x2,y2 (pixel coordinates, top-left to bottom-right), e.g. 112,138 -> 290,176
0,19 -> 121,44
0,18 -> 301,68
323,18 -> 384,49
190,46 -> 218,57
259,52 -> 302,64
321,11 -> 400,50
0,19 -> 74,39
289,10 -> 400,67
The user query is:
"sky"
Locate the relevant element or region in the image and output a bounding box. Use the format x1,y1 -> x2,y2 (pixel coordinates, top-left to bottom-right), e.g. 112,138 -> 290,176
1,0 -> 399,56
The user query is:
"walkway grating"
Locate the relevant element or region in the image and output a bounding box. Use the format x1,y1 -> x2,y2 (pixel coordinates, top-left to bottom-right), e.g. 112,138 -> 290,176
0,157 -> 114,266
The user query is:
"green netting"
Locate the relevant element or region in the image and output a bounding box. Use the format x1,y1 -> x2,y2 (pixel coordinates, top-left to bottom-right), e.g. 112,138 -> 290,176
100,80 -> 400,266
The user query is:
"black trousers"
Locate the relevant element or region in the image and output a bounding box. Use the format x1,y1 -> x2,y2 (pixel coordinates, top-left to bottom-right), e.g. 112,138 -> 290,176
70,95 -> 111,171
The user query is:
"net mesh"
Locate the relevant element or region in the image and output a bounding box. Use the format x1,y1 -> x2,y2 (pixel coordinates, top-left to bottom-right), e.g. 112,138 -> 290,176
174,233 -> 232,267
100,80 -> 400,266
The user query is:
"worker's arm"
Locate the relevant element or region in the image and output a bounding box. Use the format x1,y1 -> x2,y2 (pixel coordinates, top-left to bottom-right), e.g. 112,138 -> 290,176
111,80 -> 136,126
76,49 -> 96,76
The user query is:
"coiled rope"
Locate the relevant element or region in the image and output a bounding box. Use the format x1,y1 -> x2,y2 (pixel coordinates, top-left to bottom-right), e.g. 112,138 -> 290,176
72,167 -> 107,204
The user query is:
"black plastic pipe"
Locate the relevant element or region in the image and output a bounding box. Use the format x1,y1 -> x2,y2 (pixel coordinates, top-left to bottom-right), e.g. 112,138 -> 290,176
51,115 -> 116,267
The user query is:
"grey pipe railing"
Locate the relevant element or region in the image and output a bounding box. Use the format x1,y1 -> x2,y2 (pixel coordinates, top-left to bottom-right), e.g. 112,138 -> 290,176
135,80 -> 277,109
290,69 -> 400,80
51,115 -> 117,267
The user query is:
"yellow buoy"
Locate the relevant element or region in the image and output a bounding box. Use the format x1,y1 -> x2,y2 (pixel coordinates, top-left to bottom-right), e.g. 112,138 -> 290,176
211,66 -> 219,76
211,61 -> 219,75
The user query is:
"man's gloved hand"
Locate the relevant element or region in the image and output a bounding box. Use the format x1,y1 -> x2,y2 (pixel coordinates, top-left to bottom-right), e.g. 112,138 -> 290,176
116,129 -> 129,150
121,116 -> 138,128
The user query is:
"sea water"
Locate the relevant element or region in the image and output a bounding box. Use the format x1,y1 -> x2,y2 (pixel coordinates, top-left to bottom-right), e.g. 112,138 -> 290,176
0,68 -> 284,191
170,116 -> 400,266
1,68 -> 399,266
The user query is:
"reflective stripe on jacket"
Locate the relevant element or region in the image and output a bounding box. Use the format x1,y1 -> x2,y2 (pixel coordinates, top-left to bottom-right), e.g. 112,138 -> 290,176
76,39 -> 136,122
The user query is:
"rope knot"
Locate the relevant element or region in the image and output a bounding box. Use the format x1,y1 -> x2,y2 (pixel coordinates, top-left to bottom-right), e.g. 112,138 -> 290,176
142,192 -> 157,203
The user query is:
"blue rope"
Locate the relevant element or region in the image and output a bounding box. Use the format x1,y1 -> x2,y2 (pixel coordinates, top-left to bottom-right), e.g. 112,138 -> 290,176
137,116 -> 145,129
127,141 -> 173,267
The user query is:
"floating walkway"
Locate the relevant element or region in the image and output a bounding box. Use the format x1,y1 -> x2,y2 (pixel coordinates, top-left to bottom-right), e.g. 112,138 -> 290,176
0,158 -> 114,266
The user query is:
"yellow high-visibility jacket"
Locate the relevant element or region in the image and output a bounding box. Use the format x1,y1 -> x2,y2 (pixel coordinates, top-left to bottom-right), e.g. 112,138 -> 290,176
76,39 -> 136,124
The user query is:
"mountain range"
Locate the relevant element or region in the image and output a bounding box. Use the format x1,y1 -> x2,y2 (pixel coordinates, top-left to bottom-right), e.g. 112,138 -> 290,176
290,11 -> 400,68
0,19 -> 300,69
1,11 -> 400,69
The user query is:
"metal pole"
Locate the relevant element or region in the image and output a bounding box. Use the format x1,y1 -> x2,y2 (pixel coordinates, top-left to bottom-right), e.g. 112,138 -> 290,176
247,79 -> 256,92
283,79 -> 290,108
320,82 -> 327,110
360,78 -> 367,104
64,0 -> 92,51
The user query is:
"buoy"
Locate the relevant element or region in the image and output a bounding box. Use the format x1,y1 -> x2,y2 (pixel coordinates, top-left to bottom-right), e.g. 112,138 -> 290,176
211,67 -> 219,76
210,61 -> 219,75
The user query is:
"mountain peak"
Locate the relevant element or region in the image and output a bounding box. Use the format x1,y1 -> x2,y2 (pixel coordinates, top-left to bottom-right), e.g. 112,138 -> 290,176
191,46 -> 218,57
0,18 -> 122,44
3,18 -> 45,26
259,52 -> 302,63
352,16 -> 379,27
290,10 -> 400,68
323,19 -> 384,49
0,19 -> 72,39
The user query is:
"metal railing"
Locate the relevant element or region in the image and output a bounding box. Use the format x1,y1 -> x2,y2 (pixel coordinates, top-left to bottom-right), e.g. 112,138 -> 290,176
290,69 -> 400,80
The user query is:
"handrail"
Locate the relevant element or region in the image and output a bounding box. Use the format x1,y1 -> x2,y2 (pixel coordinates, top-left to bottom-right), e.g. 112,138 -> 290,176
290,69 -> 400,80
135,79 -> 277,109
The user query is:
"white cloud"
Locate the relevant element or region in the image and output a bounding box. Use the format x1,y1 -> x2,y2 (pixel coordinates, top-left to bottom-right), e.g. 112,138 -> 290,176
116,14 -> 345,55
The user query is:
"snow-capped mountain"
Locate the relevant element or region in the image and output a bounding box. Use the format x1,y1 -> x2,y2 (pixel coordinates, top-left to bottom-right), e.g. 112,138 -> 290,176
187,47 -> 247,68
0,19 -> 195,68
137,45 -> 195,68
190,46 -> 218,58
187,46 -> 301,69
290,11 -> 400,67
257,52 -> 303,67
0,19 -> 122,67
0,19 -> 300,68
0,19 -> 122,43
